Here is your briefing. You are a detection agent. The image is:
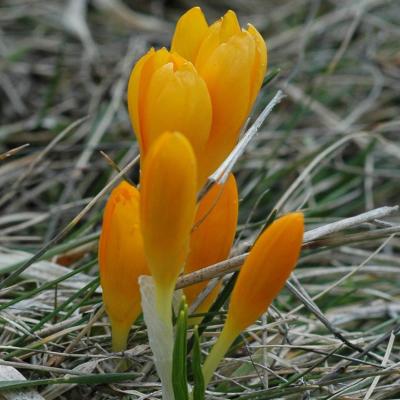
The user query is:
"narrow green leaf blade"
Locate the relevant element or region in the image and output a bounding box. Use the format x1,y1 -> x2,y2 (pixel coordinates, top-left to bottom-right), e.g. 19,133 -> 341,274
172,298 -> 189,400
192,327 -> 205,400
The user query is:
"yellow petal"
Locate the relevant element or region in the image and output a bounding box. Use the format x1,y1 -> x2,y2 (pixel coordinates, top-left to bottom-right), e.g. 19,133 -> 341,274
127,48 -> 155,152
226,213 -> 304,334
195,10 -> 241,69
194,20 -> 222,71
144,61 -> 212,161
128,47 -> 211,165
98,181 -> 149,351
247,24 -> 268,108
140,131 -> 197,293
184,174 -> 238,316
127,48 -> 175,154
219,10 -> 241,42
196,31 -> 256,181
171,6 -> 209,63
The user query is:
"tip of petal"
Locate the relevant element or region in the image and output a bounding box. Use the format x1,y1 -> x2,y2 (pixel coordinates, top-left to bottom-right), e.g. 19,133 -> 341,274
224,9 -> 238,20
171,7 -> 209,63
110,181 -> 139,203
185,6 -> 206,19
266,212 -> 304,239
115,180 -> 135,191
145,131 -> 197,171
220,10 -> 241,42
286,212 -> 304,224
153,47 -> 172,61
284,212 -> 305,231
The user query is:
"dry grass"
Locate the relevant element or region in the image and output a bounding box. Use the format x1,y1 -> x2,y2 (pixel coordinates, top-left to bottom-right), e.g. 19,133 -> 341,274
1,0 -> 400,398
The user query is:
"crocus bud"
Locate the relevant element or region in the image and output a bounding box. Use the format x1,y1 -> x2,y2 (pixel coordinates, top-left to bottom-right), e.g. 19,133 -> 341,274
172,7 -> 267,181
203,213 -> 304,385
98,181 -> 148,352
140,131 -> 197,320
127,48 -> 212,164
185,174 -> 238,319
226,212 -> 304,332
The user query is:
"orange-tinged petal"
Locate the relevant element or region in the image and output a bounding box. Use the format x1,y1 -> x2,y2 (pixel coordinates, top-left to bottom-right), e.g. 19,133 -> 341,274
98,181 -> 148,351
127,48 -> 155,151
227,212 -> 304,333
197,31 -> 256,181
128,48 -> 178,154
137,48 -> 174,153
140,132 -> 197,292
247,24 -> 268,108
127,47 -> 212,164
171,6 -> 209,63
144,61 -> 212,160
184,174 -> 238,313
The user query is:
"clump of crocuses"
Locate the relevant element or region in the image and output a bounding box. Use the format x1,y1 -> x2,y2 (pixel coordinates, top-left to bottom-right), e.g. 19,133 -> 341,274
98,6 -> 304,398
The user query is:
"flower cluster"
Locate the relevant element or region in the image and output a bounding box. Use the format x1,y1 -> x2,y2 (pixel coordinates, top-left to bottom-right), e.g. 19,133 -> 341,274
98,6 -> 304,391
128,6 -> 267,185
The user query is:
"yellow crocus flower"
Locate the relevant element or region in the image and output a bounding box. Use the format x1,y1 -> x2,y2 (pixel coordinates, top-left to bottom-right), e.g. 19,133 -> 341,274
127,48 -> 212,166
202,213 -> 304,385
98,181 -> 148,352
140,131 -> 197,323
172,7 -> 268,182
185,174 -> 238,320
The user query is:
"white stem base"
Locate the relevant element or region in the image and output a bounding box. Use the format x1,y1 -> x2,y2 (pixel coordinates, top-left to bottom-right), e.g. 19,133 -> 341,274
139,275 -> 175,400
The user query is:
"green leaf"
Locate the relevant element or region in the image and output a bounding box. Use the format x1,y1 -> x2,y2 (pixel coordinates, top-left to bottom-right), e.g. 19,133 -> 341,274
172,297 -> 189,400
262,68 -> 280,87
192,327 -> 205,400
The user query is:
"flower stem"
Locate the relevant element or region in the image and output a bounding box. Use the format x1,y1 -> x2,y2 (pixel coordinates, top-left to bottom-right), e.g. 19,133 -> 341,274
155,284 -> 173,328
202,323 -> 238,386
111,320 -> 130,353
111,320 -> 130,371
154,283 -> 175,400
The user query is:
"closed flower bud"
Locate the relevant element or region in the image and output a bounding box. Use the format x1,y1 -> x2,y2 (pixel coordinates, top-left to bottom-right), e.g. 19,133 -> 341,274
98,181 -> 148,352
185,174 -> 238,320
140,131 -> 197,320
203,213 -> 304,385
172,7 -> 267,182
127,48 -> 212,165
226,212 -> 304,332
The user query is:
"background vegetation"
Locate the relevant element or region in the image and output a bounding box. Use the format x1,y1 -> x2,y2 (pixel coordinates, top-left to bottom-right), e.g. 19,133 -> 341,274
0,0 -> 400,398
